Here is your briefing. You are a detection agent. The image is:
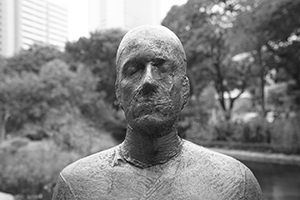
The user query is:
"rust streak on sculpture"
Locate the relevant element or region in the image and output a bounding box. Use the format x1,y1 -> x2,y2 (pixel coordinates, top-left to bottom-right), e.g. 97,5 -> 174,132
52,25 -> 262,200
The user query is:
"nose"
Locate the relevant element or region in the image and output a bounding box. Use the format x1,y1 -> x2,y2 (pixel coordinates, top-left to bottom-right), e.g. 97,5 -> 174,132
142,64 -> 154,84
139,64 -> 158,96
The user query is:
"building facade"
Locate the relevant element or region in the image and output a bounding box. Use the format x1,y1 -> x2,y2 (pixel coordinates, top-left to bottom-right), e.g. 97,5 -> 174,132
0,0 -> 68,57
0,0 -> 15,56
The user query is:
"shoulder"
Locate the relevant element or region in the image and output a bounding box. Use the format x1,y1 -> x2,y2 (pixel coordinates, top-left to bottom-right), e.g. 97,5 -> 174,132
60,145 -> 119,182
53,146 -> 121,199
181,140 -> 245,179
182,139 -> 244,170
181,140 -> 262,199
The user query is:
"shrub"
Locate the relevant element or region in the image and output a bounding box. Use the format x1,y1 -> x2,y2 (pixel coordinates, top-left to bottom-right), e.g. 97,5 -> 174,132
0,138 -> 80,199
45,108 -> 117,155
270,115 -> 300,154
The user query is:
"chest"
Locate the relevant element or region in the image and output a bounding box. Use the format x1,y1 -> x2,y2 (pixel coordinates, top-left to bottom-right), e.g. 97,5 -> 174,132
73,166 -> 242,200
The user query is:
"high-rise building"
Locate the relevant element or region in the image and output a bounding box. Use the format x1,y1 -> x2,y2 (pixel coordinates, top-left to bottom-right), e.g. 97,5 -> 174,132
0,0 -> 68,57
0,0 -> 15,56
88,0 -> 161,32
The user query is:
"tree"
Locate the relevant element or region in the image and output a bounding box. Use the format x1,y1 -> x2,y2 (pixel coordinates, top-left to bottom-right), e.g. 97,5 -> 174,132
0,55 -> 121,142
232,0 -> 300,114
263,0 -> 300,110
6,44 -> 63,74
162,0 -> 256,120
0,56 -> 7,74
65,29 -> 126,106
0,60 -> 75,140
265,41 -> 300,111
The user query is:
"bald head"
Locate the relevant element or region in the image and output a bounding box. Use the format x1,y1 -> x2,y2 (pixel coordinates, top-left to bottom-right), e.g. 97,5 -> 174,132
114,25 -> 190,137
116,25 -> 186,72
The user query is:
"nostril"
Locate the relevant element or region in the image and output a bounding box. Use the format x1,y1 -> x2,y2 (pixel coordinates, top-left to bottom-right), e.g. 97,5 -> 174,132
139,82 -> 158,97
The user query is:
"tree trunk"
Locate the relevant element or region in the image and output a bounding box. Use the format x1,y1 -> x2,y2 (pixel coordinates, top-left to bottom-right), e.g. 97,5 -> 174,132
256,48 -> 266,117
0,113 -> 6,143
0,111 -> 10,143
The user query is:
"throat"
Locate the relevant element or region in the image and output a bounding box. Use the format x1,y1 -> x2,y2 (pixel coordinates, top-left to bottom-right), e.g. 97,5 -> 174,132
120,126 -> 183,168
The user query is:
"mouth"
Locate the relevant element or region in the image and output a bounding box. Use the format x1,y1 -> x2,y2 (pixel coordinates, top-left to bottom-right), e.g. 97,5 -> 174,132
131,99 -> 173,119
128,88 -> 174,119
134,102 -> 157,116
135,96 -> 156,103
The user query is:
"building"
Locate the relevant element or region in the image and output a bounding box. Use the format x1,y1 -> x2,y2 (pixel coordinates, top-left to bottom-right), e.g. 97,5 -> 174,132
0,0 -> 68,57
88,0 -> 161,32
0,0 -> 15,56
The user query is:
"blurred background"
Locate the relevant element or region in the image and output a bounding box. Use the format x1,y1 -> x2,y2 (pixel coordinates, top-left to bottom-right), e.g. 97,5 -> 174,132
0,0 -> 299,199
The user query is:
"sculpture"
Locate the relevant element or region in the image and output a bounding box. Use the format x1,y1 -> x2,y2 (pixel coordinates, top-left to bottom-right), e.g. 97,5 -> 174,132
52,25 -> 262,200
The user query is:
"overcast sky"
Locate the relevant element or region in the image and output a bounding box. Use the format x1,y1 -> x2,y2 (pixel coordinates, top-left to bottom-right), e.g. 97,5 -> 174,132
62,0 -> 187,41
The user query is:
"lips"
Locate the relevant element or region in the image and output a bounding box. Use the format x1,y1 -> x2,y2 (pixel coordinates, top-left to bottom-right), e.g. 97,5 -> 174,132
131,99 -> 173,119
125,86 -> 174,119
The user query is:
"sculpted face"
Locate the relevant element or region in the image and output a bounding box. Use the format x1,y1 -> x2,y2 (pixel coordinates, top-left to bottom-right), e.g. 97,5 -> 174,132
116,26 -> 189,137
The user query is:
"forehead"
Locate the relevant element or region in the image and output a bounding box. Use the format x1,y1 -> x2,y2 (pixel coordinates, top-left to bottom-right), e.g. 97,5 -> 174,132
116,26 -> 186,68
119,37 -> 181,64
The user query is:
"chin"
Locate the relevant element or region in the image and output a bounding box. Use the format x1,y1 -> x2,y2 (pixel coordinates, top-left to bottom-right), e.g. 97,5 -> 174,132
129,113 -> 177,138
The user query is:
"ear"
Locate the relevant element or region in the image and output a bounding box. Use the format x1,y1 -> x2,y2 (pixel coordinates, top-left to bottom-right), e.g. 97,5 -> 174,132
181,76 -> 190,109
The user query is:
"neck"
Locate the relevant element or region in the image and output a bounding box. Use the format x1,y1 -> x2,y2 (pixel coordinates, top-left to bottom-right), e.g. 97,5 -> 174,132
120,125 -> 183,168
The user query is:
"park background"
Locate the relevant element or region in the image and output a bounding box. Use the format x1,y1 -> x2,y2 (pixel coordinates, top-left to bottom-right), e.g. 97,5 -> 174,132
0,0 -> 300,199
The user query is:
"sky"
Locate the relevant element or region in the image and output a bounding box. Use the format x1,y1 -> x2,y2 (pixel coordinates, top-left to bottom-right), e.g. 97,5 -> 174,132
60,0 -> 187,41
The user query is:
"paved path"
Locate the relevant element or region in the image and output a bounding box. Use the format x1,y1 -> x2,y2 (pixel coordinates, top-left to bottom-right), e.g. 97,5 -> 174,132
210,148 -> 300,166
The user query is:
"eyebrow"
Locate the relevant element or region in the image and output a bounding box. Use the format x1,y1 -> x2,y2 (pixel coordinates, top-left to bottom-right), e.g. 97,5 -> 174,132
122,57 -> 143,67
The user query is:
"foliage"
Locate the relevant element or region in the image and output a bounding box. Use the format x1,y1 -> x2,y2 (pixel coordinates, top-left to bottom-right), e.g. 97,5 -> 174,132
179,84 -> 218,139
266,40 -> 300,109
270,115 -> 300,154
0,57 -> 118,198
266,83 -> 291,113
0,59 -> 74,134
45,105 -> 117,155
232,0 -> 300,113
0,138 -> 80,199
162,0 -> 257,120
163,0 -> 300,119
0,59 -> 109,136
0,107 -> 117,200
5,44 -> 63,74
187,114 -> 300,154
0,72 -> 46,133
0,56 -> 8,75
65,29 -> 126,106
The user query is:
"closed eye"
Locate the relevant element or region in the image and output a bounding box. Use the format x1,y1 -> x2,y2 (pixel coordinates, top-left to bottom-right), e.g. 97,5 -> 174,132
123,62 -> 144,76
152,58 -> 172,73
151,58 -> 165,67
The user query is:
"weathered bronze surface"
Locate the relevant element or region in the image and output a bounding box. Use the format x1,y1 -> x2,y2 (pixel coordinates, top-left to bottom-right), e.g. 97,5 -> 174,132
52,25 -> 262,200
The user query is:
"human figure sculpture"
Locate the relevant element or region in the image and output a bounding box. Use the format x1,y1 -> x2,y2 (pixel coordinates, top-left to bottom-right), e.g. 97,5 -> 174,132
52,25 -> 262,200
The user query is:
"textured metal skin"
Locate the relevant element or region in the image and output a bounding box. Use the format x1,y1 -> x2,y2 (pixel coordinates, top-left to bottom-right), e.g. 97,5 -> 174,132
52,140 -> 262,200
52,25 -> 262,200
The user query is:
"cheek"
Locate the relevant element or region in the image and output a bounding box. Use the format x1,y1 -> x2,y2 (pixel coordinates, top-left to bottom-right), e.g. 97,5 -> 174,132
170,78 -> 183,109
158,75 -> 175,92
120,80 -> 136,105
